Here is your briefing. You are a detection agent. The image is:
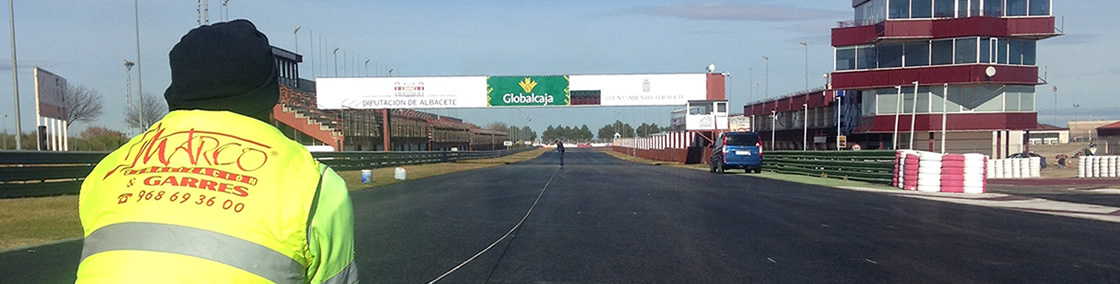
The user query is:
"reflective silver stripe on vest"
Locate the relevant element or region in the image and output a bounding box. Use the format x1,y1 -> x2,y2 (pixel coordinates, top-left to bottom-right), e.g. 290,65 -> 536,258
322,259 -> 359,284
81,222 -> 305,284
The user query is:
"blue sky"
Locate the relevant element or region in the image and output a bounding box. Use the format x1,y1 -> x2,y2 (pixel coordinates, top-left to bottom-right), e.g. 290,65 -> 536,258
1,0 -> 1117,138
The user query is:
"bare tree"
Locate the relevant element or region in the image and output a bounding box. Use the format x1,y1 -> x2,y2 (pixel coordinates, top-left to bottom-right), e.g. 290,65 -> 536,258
126,93 -> 168,130
64,84 -> 104,127
486,122 -> 508,132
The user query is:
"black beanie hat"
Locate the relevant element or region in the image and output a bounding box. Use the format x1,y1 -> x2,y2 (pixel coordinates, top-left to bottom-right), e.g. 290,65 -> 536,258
164,19 -> 278,122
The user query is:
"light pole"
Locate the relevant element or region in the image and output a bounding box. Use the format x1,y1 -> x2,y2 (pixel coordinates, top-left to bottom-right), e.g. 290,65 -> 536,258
333,47 -> 339,77
941,83 -> 948,153
748,67 -> 753,103
909,81 -> 918,150
893,86 -> 902,150
763,56 -> 769,99
221,0 -> 230,21
364,59 -> 370,77
293,26 -> 300,53
803,103 -> 808,151
9,0 -> 22,149
2,114 -> 7,149
125,60 -> 135,133
1052,86 -> 1058,126
800,41 -> 808,91
722,72 -> 731,102
134,0 -> 144,132
770,110 -> 776,150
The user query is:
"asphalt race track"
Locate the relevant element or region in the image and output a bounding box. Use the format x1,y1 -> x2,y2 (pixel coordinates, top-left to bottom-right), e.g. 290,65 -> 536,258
3,148 -> 1120,282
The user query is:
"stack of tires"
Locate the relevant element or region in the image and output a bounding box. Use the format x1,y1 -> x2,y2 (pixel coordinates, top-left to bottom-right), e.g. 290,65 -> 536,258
1078,157 -> 1087,178
963,154 -> 987,194
1028,157 -> 1042,178
1110,156 -> 1118,178
917,152 -> 942,192
940,154 -> 966,193
1079,156 -> 1120,178
903,152 -> 920,191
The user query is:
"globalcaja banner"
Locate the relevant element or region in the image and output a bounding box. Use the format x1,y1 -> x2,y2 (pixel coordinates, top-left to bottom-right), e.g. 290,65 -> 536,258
316,77 -> 488,109
487,76 -> 569,107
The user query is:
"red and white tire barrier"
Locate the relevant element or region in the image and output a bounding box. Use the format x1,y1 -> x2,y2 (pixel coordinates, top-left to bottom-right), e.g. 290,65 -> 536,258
917,152 -> 942,192
894,150 -> 987,194
963,154 -> 987,194
987,158 -> 1040,179
1078,156 -> 1120,178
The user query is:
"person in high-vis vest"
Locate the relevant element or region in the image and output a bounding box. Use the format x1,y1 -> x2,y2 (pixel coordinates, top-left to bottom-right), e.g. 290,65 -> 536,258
77,20 -> 357,283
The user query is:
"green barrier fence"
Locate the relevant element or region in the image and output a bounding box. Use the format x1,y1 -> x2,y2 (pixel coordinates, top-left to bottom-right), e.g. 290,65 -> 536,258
761,150 -> 896,184
0,148 -> 534,199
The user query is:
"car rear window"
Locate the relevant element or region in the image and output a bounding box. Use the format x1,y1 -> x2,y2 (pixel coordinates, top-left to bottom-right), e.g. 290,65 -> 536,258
726,134 -> 759,146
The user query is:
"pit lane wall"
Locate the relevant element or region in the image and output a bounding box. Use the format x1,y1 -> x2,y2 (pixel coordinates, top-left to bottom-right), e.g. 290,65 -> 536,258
608,132 -> 710,164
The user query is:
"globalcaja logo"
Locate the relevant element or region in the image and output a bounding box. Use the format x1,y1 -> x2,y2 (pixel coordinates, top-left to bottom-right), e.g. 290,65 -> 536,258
487,76 -> 569,107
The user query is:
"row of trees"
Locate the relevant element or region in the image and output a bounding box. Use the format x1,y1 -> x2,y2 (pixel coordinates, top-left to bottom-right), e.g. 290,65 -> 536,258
484,122 -> 538,142
595,121 -> 668,140
542,125 -> 593,142
63,85 -> 165,130
531,121 -> 669,143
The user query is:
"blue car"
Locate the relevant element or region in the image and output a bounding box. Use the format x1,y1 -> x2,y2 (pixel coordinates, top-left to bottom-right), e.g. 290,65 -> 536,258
709,132 -> 763,174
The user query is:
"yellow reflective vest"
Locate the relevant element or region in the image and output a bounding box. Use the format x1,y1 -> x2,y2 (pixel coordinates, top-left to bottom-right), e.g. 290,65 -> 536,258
77,110 -> 356,283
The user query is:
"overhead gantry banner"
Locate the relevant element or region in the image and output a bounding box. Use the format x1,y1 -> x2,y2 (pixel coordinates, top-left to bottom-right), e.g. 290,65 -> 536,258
316,73 -> 710,109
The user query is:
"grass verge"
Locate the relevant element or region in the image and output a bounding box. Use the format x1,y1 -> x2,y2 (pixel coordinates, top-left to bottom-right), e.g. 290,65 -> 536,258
0,148 -> 549,252
0,195 -> 82,251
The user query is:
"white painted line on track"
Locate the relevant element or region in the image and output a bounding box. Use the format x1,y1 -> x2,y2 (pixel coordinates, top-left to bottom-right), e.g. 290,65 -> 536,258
427,167 -> 560,284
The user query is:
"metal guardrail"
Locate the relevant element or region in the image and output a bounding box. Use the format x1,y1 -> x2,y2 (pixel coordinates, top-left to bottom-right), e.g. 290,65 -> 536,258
313,148 -> 532,171
0,148 -> 534,199
761,150 -> 896,184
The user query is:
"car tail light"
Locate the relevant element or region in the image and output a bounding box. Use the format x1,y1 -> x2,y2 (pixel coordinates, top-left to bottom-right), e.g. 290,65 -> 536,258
721,136 -> 728,155
757,141 -> 763,157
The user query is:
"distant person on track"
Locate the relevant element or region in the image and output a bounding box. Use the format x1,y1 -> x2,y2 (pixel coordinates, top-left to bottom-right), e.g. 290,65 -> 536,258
76,20 -> 356,283
556,140 -> 565,167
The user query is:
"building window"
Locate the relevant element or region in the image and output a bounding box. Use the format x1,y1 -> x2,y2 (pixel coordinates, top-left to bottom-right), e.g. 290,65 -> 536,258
984,0 -> 1003,16
957,0 -> 969,17
971,85 -> 1004,112
904,41 -> 930,67
1006,0 -> 1028,16
857,45 -> 877,69
855,0 -> 887,25
980,37 -> 992,63
1029,0 -> 1050,16
934,0 -> 955,17
912,0 -> 933,18
1021,40 -> 1036,65
902,87 -> 916,114
879,43 -> 904,68
916,87 -> 931,113
955,37 -> 978,64
931,39 -> 954,65
1020,86 -> 1035,111
889,0 -> 911,19
1008,39 -> 1023,64
836,48 -> 857,71
877,89 -> 901,114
